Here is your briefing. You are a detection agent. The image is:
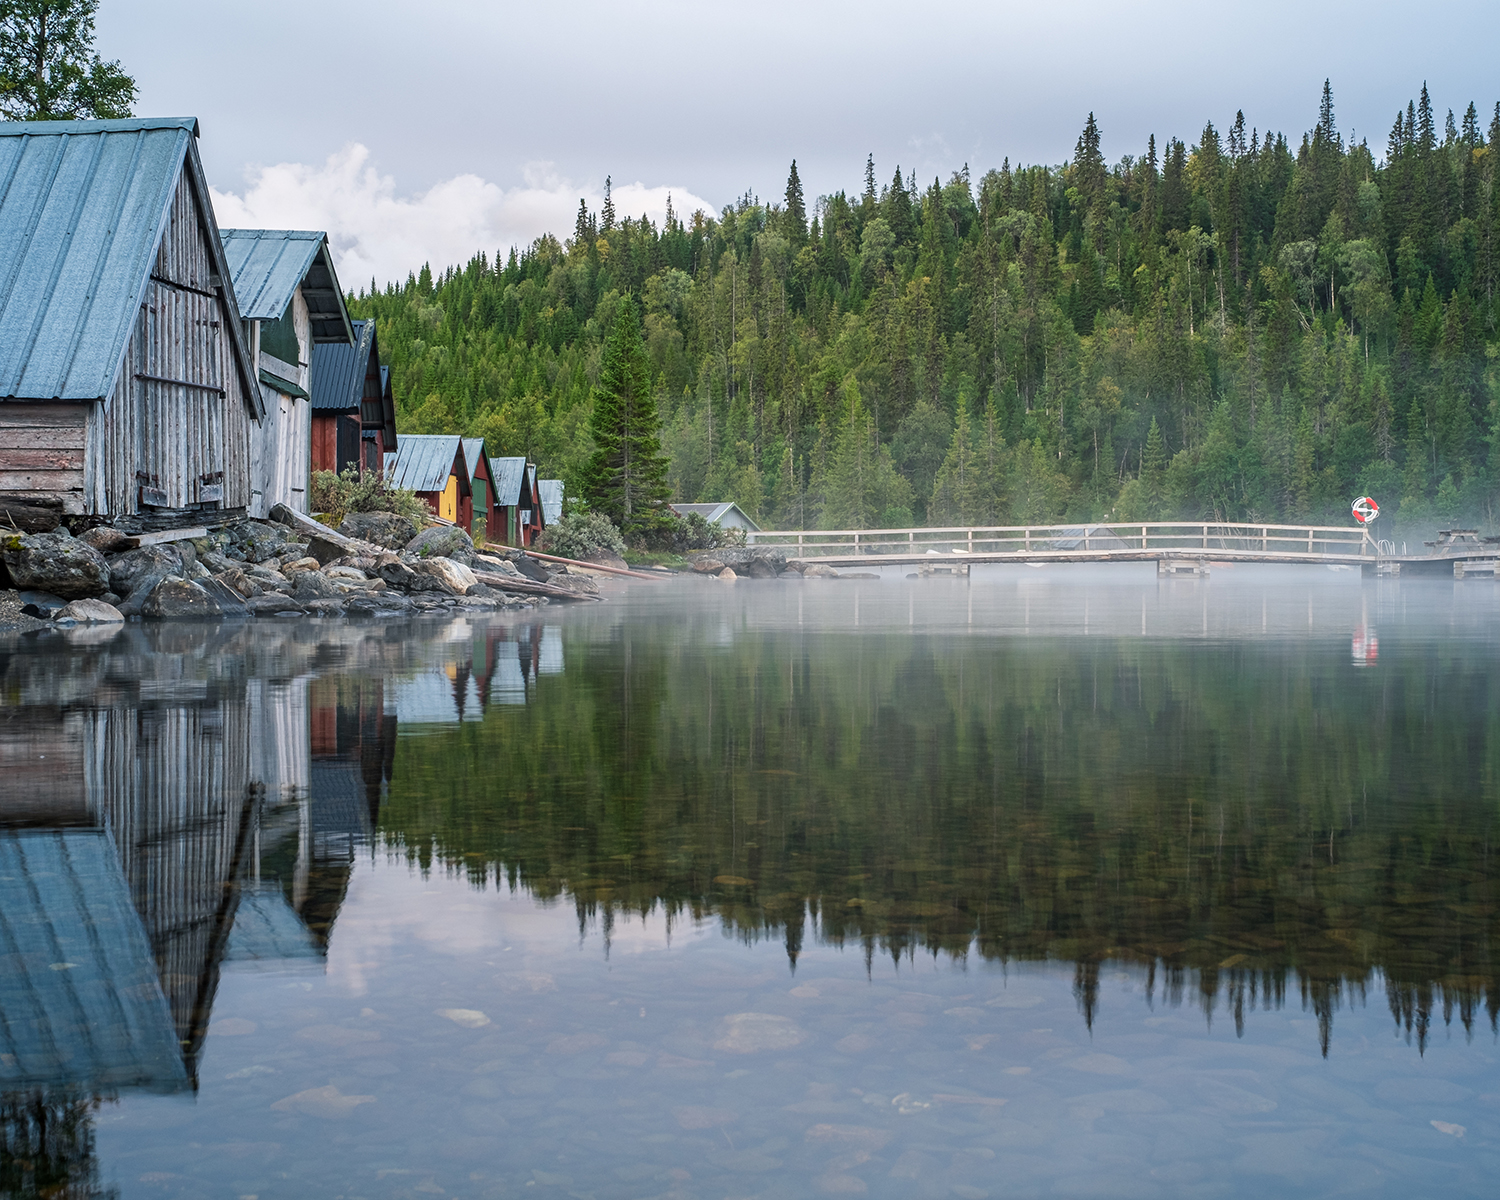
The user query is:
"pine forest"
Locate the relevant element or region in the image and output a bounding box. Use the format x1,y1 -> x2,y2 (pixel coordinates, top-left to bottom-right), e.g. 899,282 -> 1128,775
348,82 -> 1500,535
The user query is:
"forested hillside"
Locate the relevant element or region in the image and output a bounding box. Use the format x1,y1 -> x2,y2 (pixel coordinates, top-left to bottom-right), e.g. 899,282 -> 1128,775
349,83 -> 1500,533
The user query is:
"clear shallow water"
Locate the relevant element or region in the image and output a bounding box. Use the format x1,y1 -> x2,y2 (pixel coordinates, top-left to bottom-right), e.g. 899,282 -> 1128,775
3,567 -> 1499,1199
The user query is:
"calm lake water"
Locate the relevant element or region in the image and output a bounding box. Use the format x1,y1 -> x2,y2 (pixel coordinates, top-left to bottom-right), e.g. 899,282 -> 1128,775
3,565 -> 1499,1199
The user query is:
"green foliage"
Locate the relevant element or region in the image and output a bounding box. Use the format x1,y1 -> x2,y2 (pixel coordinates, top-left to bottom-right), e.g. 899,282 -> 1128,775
310,468 -> 428,526
349,80 -> 1500,537
537,510 -> 626,560
580,296 -> 674,541
0,0 -> 135,120
631,510 -> 746,555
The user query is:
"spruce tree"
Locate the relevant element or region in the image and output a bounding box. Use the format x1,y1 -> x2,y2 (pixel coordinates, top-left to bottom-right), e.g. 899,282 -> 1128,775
784,160 -> 808,246
582,297 -> 672,540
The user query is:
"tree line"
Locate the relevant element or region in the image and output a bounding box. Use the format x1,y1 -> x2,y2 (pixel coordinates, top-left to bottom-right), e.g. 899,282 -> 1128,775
351,81 -> 1500,534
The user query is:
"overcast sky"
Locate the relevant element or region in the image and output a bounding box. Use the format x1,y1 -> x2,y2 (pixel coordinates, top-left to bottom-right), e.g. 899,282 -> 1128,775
101,0 -> 1494,287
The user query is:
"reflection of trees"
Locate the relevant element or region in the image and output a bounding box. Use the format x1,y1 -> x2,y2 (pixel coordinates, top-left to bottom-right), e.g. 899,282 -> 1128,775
381,621 -> 1500,1052
0,1091 -> 117,1200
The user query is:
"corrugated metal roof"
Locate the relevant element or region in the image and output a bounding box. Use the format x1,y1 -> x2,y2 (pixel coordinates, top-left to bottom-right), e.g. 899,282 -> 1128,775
220,229 -> 354,344
0,117 -> 257,413
491,456 -> 526,506
538,480 -> 563,526
310,317 -> 369,410
384,434 -> 465,494
0,830 -> 187,1093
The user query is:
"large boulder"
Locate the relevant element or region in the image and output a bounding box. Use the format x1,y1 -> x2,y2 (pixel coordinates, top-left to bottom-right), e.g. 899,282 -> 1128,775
374,553 -> 419,591
292,569 -> 345,602
141,577 -> 222,619
56,598 -> 124,624
1,531 -> 109,599
412,557 -> 477,595
406,526 -> 474,561
341,511 -> 420,550
110,547 -> 183,615
198,576 -> 250,616
511,555 -> 552,582
305,533 -> 347,567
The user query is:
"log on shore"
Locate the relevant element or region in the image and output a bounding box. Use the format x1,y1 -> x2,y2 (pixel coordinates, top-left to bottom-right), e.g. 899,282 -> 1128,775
269,503 -> 384,556
470,570 -> 601,602
0,497 -> 63,533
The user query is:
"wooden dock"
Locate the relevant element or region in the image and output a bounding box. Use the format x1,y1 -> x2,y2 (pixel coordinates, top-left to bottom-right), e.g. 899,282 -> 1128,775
744,522 -> 1500,578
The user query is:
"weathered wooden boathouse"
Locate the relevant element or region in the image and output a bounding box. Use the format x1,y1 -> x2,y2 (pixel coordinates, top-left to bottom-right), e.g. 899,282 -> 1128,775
383,433 -> 472,528
309,318 -> 397,475
0,118 -> 259,521
220,229 -> 355,516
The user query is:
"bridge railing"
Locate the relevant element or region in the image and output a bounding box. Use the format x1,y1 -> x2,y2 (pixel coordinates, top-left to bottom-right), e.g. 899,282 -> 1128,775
745,521 -> 1378,559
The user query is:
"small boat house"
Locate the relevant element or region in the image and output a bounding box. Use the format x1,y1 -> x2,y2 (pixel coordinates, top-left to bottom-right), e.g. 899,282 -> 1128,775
309,318 -> 397,475
462,437 -> 499,543
490,457 -> 546,547
0,117 -> 259,519
220,229 -> 355,516
383,434 -> 471,528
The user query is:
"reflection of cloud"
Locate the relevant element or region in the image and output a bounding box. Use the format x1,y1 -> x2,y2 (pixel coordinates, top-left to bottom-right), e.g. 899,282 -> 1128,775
209,146 -> 716,289
326,857 -> 709,996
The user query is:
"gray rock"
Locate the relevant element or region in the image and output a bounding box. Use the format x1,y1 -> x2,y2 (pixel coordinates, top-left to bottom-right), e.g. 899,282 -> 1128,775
20,591 -> 68,618
110,547 -> 182,599
691,557 -> 725,575
201,549 -> 237,574
1,531 -> 109,599
743,557 -> 778,579
141,577 -> 222,619
405,526 -> 473,560
305,533 -> 346,567
292,570 -> 345,601
341,511 -> 420,550
247,594 -> 304,616
511,555 -> 552,582
198,576 -> 250,616
215,565 -> 257,597
375,555 -> 419,590
56,598 -> 124,624
584,549 -> 630,571
301,598 -> 346,616
243,563 -> 290,593
472,554 -> 521,577
412,557 -> 477,595
344,593 -> 412,616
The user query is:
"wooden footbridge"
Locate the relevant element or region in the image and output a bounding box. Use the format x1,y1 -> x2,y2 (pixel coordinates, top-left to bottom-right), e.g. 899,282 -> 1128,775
744,522 -> 1500,578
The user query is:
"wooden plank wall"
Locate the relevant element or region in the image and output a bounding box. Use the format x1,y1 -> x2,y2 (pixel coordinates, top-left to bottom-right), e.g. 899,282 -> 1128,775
87,169 -> 253,515
0,404 -> 88,513
84,694 -> 256,1073
249,291 -> 312,517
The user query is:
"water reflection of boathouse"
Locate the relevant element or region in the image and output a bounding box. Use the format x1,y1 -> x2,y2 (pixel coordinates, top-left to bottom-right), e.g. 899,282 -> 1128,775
0,626 -> 401,1100
392,621 -> 563,725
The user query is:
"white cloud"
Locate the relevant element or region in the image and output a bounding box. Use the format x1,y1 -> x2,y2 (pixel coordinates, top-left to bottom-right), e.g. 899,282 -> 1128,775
209,144 -> 717,292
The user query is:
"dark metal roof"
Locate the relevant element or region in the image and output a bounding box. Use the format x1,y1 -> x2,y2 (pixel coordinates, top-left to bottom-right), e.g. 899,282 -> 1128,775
310,317 -> 369,411
383,434 -> 467,494
0,117 -> 258,416
219,229 -> 354,345
490,456 -> 526,506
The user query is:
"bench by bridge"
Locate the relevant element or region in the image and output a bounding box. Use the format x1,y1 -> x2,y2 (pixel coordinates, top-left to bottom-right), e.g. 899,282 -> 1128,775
744,522 -> 1500,576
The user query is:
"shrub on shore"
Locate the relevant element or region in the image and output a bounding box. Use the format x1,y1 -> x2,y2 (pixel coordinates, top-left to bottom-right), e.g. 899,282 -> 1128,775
311,469 -> 428,527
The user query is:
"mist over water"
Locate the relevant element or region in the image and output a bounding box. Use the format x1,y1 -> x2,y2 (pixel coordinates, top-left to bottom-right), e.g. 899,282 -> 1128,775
3,568 -> 1498,1197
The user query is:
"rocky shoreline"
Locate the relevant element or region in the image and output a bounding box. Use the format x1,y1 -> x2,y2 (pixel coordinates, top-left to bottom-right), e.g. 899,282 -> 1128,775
0,509 -> 602,631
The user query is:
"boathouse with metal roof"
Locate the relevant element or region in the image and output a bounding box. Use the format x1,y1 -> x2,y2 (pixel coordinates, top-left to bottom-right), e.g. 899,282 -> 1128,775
309,318 -> 397,476
0,117 -> 259,520
221,229 -> 355,515
383,434 -> 470,529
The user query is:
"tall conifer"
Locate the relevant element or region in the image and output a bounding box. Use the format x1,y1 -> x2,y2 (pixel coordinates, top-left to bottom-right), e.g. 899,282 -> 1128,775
582,297 -> 671,538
